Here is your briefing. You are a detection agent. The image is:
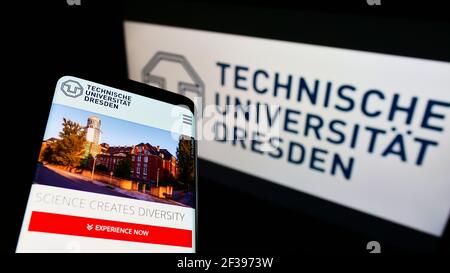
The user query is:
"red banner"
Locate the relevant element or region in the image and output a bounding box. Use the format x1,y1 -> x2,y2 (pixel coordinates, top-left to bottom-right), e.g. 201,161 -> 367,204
28,211 -> 192,248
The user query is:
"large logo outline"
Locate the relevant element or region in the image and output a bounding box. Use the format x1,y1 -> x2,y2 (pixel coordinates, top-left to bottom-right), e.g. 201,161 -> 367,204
142,51 -> 205,108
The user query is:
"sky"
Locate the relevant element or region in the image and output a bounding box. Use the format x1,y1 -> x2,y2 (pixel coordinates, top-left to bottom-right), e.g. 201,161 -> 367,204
43,104 -> 180,157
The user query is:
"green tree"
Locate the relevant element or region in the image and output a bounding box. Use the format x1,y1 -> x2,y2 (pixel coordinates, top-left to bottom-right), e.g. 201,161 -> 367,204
176,136 -> 195,191
40,145 -> 54,163
114,159 -> 131,179
52,118 -> 86,170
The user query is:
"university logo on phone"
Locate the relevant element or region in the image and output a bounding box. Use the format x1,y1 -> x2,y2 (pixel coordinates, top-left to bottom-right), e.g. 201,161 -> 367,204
61,79 -> 83,98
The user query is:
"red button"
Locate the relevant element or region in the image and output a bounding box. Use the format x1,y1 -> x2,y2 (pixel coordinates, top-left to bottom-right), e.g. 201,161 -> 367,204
28,211 -> 192,248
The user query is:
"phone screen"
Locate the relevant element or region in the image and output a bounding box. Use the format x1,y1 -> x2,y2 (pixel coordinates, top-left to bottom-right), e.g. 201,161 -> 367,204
16,76 -> 196,252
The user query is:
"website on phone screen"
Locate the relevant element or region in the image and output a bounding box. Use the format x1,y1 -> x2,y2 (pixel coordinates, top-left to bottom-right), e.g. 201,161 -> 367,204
16,76 -> 196,253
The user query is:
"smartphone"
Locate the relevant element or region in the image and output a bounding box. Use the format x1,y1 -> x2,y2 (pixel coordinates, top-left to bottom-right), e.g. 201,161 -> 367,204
16,76 -> 197,253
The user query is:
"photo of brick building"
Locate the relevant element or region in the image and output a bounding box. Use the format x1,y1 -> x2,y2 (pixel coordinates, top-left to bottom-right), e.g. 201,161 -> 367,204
36,104 -> 195,208
96,142 -> 178,184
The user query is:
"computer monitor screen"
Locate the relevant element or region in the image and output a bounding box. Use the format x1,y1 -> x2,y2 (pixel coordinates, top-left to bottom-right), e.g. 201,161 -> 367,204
123,1 -> 450,251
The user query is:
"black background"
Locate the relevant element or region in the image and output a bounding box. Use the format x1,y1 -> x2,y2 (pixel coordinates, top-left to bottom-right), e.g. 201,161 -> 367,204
3,0 -> 450,259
